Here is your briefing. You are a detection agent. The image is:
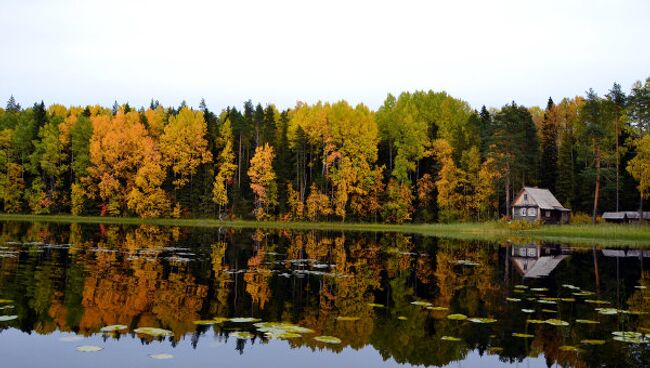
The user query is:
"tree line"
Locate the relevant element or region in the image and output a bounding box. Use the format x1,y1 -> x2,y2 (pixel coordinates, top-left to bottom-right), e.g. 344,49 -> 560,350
1,78 -> 649,223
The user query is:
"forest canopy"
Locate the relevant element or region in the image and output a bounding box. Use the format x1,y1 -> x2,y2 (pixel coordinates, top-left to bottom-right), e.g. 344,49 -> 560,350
1,78 -> 649,223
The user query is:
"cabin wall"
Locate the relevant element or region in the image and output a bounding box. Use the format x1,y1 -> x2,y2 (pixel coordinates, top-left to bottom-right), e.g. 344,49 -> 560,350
513,207 -> 569,224
512,206 -> 539,223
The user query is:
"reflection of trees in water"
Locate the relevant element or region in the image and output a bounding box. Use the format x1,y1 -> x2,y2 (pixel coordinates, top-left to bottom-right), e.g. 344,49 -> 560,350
0,223 -> 649,366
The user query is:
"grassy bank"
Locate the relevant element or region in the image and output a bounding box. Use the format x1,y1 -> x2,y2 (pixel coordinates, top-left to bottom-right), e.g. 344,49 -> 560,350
1,214 -> 650,247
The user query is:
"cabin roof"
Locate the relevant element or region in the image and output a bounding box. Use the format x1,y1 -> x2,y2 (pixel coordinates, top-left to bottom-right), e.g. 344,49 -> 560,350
513,187 -> 569,211
602,211 -> 650,219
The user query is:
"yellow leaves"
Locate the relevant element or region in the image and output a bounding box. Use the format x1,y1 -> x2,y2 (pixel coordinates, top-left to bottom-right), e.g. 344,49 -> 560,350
247,144 -> 277,220
160,107 -> 212,189
212,118 -> 237,208
306,183 -> 332,221
88,110 -> 169,217
627,135 -> 650,199
286,183 -> 304,220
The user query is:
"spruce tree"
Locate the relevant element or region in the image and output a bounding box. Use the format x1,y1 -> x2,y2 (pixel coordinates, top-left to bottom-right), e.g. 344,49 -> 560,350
540,97 -> 558,191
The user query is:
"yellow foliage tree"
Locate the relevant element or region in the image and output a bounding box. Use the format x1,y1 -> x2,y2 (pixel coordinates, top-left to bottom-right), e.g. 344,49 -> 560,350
306,183 -> 332,221
247,143 -> 277,220
212,118 -> 237,212
160,107 -> 212,189
627,135 -> 650,200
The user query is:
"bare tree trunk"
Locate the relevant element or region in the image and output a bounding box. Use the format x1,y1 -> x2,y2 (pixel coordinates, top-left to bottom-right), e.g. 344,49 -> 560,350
616,118 -> 621,212
505,171 -> 511,219
237,134 -> 242,187
592,142 -> 600,224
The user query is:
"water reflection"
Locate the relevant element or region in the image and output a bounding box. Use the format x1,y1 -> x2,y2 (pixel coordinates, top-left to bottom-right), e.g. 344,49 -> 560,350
0,221 -> 648,367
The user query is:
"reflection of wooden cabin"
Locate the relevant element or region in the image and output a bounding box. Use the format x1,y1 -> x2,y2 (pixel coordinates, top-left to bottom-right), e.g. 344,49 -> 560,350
512,187 -> 570,224
511,244 -> 568,278
602,211 -> 650,223
602,249 -> 650,258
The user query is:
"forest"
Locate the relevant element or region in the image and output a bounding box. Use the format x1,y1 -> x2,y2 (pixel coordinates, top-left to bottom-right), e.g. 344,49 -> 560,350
1,77 -> 649,224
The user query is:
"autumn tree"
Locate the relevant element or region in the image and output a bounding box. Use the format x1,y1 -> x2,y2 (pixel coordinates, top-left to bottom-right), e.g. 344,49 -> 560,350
212,117 -> 237,215
160,107 -> 212,189
248,143 -> 277,220
627,135 -> 650,201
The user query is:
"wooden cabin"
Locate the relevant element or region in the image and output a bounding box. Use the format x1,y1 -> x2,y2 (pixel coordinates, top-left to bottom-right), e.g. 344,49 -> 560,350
511,187 -> 570,224
602,211 -> 650,223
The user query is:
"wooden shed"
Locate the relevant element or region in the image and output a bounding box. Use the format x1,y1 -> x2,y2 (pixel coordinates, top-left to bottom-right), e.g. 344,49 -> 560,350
511,187 -> 570,224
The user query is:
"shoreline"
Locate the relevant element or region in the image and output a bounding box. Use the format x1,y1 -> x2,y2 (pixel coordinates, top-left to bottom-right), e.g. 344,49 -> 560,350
1,214 -> 650,247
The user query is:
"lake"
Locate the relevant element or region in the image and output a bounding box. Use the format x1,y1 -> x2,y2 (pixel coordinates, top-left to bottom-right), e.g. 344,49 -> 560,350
0,221 -> 648,367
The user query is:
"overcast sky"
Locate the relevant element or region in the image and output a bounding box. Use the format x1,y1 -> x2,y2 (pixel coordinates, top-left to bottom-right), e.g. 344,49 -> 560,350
2,0 -> 649,112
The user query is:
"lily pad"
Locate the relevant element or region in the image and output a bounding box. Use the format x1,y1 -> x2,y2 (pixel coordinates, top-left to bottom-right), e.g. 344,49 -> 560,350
230,331 -> 254,339
596,308 -> 619,315
562,284 -> 580,290
193,320 -> 217,325
514,284 -> 528,289
336,316 -> 360,321
276,332 -> 302,339
530,287 -> 548,292
447,314 -> 468,320
314,336 -> 341,344
134,327 -> 174,337
612,331 -> 642,338
576,319 -> 600,324
585,299 -> 610,305
559,345 -> 585,352
573,291 -> 595,296
560,298 -> 576,302
612,335 -> 649,344
213,317 -> 229,324
0,315 -> 18,322
526,319 -> 545,324
397,316 -> 408,320
441,336 -> 461,341
537,299 -> 557,305
634,285 -> 647,289
149,353 -> 174,360
100,325 -> 128,333
229,317 -> 262,323
367,303 -> 384,308
521,309 -> 535,313
512,333 -> 535,338
542,309 -> 557,313
0,299 -> 13,304
426,306 -> 449,311
544,319 -> 569,326
410,301 -> 433,307
76,345 -> 103,352
487,347 -> 504,353
581,339 -> 606,345
506,298 -> 521,302
468,317 -> 497,324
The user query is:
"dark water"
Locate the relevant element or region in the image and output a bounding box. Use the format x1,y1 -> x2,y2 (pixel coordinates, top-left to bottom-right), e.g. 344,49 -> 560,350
0,221 -> 648,368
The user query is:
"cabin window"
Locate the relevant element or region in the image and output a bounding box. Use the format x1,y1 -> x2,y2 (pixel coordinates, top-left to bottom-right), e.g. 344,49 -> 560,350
527,208 -> 537,216
524,194 -> 528,201
545,211 -> 551,217
520,208 -> 527,216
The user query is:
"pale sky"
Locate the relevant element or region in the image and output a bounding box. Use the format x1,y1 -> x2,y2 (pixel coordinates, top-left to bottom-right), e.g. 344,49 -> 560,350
2,0 -> 649,112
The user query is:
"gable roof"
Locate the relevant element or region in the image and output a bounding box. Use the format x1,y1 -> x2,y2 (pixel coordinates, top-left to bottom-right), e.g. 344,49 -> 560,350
513,187 -> 569,211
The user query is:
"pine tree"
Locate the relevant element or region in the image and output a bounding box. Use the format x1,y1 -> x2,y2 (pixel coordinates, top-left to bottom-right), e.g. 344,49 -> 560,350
540,97 -> 558,191
6,95 -> 21,112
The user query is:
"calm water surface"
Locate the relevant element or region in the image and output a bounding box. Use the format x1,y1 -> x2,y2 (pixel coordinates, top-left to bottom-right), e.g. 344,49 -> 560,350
0,221 -> 648,367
